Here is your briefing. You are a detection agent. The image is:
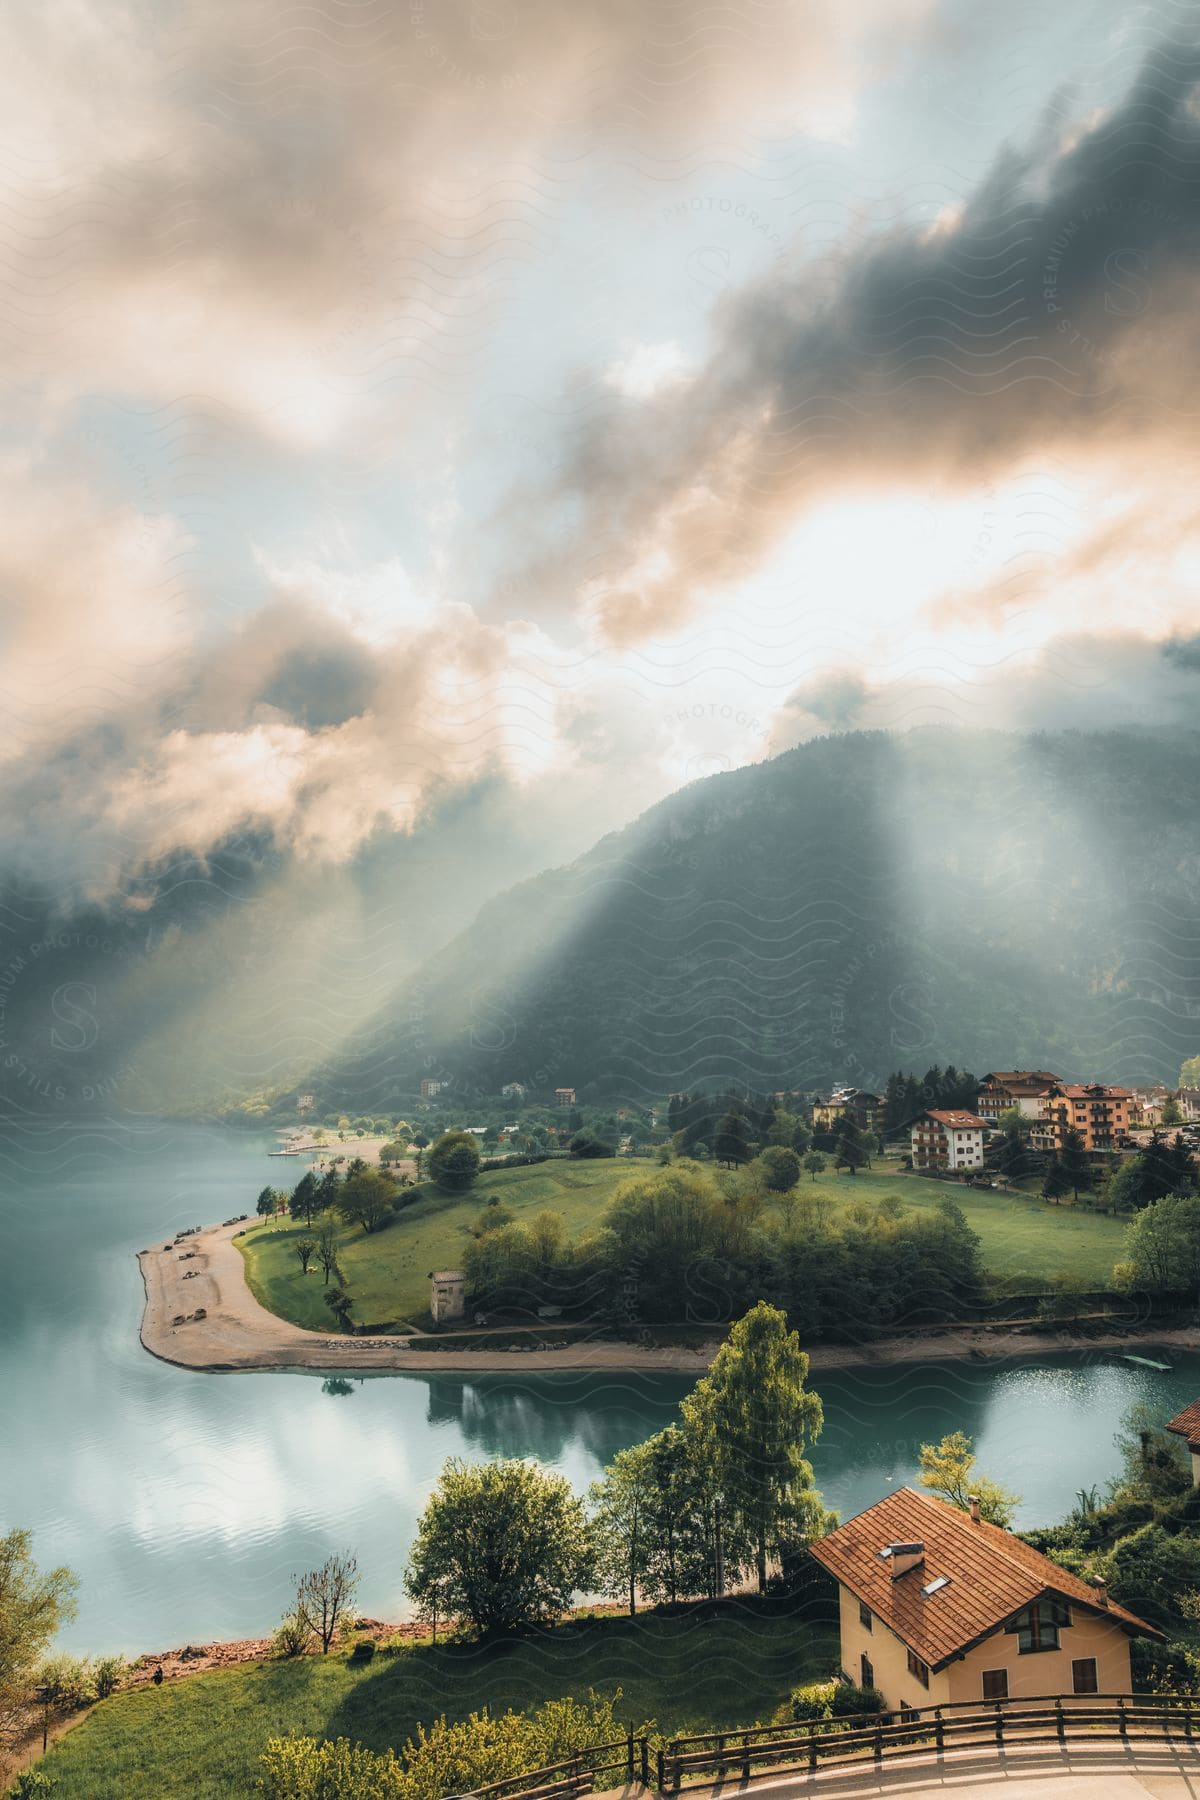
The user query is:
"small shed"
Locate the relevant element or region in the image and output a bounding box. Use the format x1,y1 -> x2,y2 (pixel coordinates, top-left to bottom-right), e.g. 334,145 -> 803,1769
430,1269 -> 466,1325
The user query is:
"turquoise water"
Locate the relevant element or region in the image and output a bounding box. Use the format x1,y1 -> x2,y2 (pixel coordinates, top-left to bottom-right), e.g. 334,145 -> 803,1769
1,1120 -> 1195,1653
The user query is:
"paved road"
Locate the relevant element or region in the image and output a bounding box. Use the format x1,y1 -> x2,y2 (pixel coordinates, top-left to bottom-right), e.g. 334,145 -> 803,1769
723,1743 -> 1200,1798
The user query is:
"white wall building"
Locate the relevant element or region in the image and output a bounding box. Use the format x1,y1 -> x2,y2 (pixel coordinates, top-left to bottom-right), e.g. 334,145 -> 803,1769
911,1109 -> 988,1171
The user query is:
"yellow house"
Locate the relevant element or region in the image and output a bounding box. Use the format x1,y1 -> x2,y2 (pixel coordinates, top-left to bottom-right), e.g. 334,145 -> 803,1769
809,1487 -> 1160,1716
1166,1398 -> 1200,1486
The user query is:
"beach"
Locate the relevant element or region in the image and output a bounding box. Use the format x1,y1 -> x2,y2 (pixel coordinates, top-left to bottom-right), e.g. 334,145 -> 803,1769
138,1218 -> 1200,1376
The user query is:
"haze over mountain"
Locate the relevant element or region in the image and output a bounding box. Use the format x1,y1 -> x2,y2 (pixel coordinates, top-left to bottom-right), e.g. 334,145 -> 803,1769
317,727 -> 1200,1109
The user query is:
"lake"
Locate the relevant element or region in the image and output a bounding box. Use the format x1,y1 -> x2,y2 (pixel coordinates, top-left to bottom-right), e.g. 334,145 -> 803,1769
1,1119 -> 1195,1654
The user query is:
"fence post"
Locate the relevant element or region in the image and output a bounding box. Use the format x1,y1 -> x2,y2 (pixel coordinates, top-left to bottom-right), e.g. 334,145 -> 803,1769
656,1746 -> 665,1794
934,1709 -> 944,1760
995,1702 -> 1003,1749
1056,1698 -> 1066,1746
742,1731 -> 751,1784
641,1737 -> 649,1788
808,1725 -> 818,1774
874,1720 -> 883,1763
1118,1697 -> 1127,1742
627,1728 -> 634,1784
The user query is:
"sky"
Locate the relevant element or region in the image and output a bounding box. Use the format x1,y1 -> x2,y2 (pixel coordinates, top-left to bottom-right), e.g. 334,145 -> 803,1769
2,0 -> 1200,1101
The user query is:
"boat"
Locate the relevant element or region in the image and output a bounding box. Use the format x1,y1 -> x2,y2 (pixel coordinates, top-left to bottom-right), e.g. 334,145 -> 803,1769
1119,1353 -> 1172,1371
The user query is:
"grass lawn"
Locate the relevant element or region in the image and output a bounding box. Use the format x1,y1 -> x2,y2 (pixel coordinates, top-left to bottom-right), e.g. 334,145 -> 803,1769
240,1156 -> 1128,1337
240,1157 -> 636,1331
39,1602 -> 835,1800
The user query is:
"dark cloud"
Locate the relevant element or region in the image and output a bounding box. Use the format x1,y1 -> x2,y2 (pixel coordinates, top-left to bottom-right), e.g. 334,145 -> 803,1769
556,34 -> 1200,643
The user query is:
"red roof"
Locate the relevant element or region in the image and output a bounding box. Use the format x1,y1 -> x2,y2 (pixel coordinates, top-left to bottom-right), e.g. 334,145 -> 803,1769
1048,1084 -> 1132,1101
1166,1399 -> 1200,1451
920,1110 -> 988,1130
981,1072 -> 1060,1094
809,1487 -> 1161,1669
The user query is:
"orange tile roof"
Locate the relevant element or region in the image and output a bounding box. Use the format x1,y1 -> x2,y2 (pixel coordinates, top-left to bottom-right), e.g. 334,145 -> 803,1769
809,1487 -> 1160,1669
922,1110 -> 988,1130
1166,1399 -> 1200,1450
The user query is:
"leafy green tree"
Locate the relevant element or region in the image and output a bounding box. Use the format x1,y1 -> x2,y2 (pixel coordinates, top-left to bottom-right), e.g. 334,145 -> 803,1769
428,1131 -> 483,1192
335,1168 -> 395,1233
568,1130 -> 613,1158
681,1302 -> 828,1592
714,1109 -> 754,1168
1105,1523 -> 1200,1630
405,1459 -> 593,1637
289,1172 -> 320,1223
1182,1056 -> 1200,1089
803,1151 -> 827,1182
294,1236 -> 317,1275
324,1287 -> 354,1329
1115,1192 -> 1200,1293
256,1185 -> 279,1218
768,1109 -> 810,1154
1162,1097 -> 1184,1127
758,1145 -> 801,1193
0,1531 -> 77,1745
917,1430 -> 1019,1526
588,1440 -> 655,1615
833,1113 -> 867,1174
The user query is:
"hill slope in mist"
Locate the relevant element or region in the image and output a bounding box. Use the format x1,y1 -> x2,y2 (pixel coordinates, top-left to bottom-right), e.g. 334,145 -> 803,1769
322,728 -> 1200,1106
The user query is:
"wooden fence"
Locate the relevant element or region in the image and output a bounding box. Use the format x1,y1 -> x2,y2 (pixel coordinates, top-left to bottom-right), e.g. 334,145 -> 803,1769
447,1694 -> 1200,1800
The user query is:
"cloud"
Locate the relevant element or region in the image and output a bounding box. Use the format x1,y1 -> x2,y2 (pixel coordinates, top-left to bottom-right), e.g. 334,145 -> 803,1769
551,34 -> 1200,647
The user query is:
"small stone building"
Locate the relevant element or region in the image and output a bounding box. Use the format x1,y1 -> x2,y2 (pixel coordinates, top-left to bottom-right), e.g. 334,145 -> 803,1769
430,1269 -> 466,1325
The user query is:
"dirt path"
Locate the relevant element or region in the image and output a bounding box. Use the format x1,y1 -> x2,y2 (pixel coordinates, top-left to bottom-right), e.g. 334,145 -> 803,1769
138,1222 -> 1200,1376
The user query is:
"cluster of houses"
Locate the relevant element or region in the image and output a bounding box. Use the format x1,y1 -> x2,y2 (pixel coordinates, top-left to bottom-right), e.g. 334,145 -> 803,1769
810,1072 -> 1200,1175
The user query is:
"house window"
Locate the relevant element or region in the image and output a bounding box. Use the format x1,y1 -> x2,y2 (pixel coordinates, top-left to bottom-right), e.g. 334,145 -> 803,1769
906,1648 -> 930,1687
1008,1597 -> 1069,1652
861,1652 -> 875,1690
859,1600 -> 873,1632
1072,1657 -> 1098,1695
981,1669 -> 1009,1701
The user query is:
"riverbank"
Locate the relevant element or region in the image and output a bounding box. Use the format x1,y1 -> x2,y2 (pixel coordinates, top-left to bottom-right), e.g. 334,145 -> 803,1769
138,1218 -> 1200,1375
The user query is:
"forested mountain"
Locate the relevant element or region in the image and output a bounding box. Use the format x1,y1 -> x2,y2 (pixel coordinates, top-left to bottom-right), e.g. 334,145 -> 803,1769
319,727 -> 1200,1107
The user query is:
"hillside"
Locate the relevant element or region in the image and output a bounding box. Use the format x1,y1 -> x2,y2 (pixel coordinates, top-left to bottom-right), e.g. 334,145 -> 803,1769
319,727 -> 1200,1106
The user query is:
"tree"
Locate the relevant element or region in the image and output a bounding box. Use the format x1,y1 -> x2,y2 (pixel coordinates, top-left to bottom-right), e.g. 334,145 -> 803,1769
1116,1192 -> 1200,1294
256,1185 -> 279,1218
336,1169 -> 395,1233
833,1113 -> 867,1175
714,1109 -> 754,1168
588,1440 -> 655,1616
1041,1154 -> 1072,1203
681,1302 -> 827,1592
289,1172 -> 320,1224
803,1151 -> 827,1182
568,1130 -> 614,1159
405,1459 -> 593,1637
0,1531 -> 77,1745
428,1131 -> 483,1192
917,1430 -> 1019,1527
1182,1057 -> 1200,1089
1163,1097 -> 1184,1127
758,1145 -> 801,1194
292,1551 -> 359,1653
315,1216 -> 339,1286
1058,1127 -> 1093,1201
294,1236 -> 317,1275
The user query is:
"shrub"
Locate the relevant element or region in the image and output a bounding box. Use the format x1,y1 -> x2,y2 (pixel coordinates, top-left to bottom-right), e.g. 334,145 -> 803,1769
7,1772 -> 57,1798
92,1654 -> 126,1699
35,1654 -> 94,1709
272,1613 -> 313,1659
347,1638 -> 375,1664
790,1679 -> 884,1726
259,1694 -> 632,1800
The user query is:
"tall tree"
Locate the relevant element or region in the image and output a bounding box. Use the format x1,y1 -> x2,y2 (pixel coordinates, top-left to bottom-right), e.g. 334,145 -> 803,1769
289,1172 -> 320,1224
1041,1154 -> 1072,1203
588,1441 -> 655,1615
335,1168 -> 395,1233
0,1531 -> 77,1746
833,1113 -> 867,1175
714,1109 -> 754,1168
681,1302 -> 827,1592
315,1216 -> 339,1285
1058,1127 -> 1093,1201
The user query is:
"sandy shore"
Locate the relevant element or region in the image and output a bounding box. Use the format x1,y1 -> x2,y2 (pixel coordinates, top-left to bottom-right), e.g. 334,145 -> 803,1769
138,1219 -> 1200,1376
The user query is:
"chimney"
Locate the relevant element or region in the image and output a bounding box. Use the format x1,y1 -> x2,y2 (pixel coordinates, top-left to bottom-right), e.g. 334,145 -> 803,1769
968,1495 -> 981,1522
1092,1577 -> 1109,1608
880,1541 -> 925,1580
